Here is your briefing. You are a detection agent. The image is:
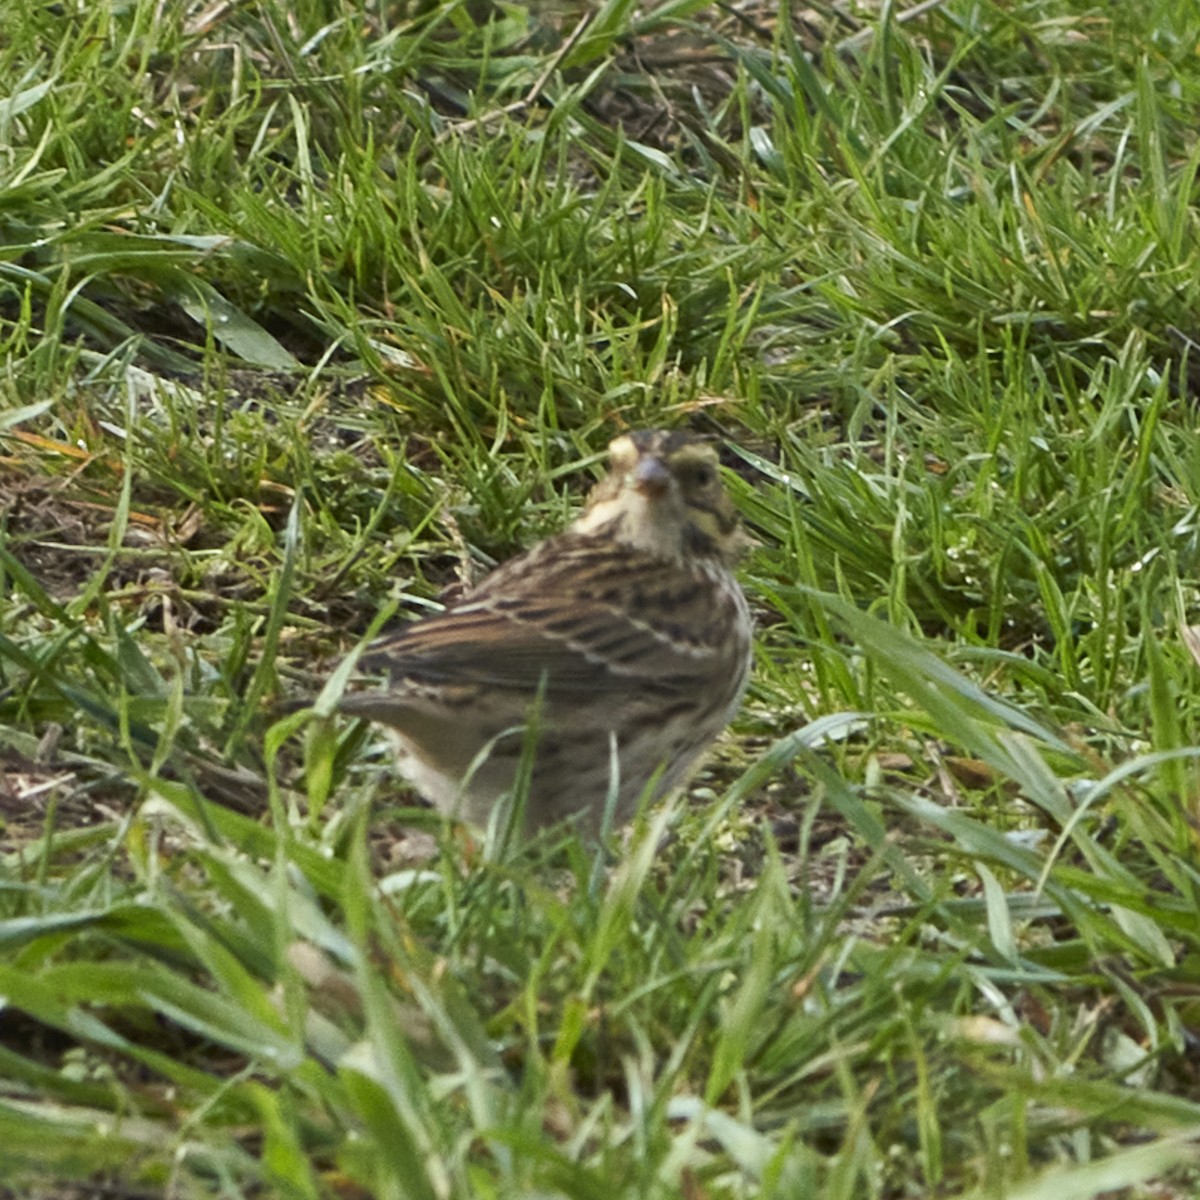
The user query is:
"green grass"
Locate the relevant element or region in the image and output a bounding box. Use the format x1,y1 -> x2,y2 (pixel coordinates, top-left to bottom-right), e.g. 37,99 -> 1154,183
2,0 -> 1200,1195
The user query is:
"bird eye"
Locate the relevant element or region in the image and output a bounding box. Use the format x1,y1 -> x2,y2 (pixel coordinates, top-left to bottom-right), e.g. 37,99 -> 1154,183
678,462 -> 717,489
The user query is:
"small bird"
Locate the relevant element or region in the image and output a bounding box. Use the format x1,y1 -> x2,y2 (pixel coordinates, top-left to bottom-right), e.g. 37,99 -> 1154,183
338,430 -> 753,835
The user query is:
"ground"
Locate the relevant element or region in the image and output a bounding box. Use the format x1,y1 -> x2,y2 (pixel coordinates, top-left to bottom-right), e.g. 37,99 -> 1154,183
1,1 -> 1200,1197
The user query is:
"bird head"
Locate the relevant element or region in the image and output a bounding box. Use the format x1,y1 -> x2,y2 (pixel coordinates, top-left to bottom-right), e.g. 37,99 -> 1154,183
573,430 -> 747,565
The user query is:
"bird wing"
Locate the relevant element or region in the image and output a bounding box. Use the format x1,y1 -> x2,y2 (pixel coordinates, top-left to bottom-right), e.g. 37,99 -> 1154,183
355,533 -> 741,699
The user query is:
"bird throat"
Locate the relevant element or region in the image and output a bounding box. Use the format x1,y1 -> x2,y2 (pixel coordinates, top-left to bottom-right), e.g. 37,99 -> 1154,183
571,490 -> 701,562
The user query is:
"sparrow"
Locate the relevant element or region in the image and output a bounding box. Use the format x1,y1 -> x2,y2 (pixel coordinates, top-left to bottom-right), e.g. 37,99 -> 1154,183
338,430 -> 753,835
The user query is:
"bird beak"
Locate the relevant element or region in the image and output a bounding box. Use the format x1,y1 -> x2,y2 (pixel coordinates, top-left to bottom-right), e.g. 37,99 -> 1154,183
631,456 -> 671,497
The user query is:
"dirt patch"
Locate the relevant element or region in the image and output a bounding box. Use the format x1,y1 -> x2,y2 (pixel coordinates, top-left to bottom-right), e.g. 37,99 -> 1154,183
0,748 -> 122,857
